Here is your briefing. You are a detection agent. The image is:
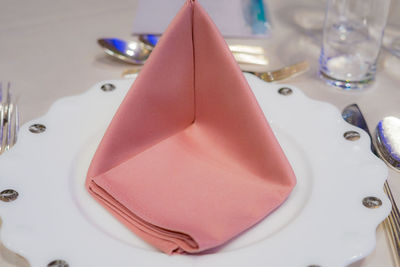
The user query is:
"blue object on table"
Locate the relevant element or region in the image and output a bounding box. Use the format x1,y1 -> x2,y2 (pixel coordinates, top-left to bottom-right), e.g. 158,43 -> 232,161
250,0 -> 268,35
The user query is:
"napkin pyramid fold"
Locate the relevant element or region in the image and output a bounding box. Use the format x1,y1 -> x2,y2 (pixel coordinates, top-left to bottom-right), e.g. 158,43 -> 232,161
86,0 -> 296,254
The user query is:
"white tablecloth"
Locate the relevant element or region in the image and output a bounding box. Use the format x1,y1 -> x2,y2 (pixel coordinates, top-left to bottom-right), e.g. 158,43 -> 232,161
0,0 -> 399,266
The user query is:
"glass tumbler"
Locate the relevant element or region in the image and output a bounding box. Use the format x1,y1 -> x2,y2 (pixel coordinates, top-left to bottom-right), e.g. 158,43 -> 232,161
387,0 -> 400,58
319,0 -> 391,89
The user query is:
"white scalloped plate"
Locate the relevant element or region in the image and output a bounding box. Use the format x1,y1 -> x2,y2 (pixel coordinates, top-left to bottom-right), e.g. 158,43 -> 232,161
0,74 -> 391,267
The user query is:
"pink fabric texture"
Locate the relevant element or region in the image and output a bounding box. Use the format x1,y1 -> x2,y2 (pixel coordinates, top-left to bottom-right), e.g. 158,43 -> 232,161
86,0 -> 296,254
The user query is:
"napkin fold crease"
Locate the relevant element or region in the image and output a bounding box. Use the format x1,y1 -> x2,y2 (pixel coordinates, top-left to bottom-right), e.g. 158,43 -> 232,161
86,0 -> 296,254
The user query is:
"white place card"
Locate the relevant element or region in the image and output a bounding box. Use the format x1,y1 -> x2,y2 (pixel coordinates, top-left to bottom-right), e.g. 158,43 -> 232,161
132,0 -> 271,38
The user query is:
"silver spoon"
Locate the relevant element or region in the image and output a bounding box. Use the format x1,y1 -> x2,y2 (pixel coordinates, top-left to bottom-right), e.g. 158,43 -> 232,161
98,37 -> 268,66
98,38 -> 153,64
376,116 -> 400,171
375,116 -> 400,267
342,104 -> 400,171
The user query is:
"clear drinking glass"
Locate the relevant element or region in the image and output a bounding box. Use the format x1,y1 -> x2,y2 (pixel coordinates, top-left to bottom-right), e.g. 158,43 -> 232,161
387,0 -> 400,58
319,0 -> 391,89
390,38 -> 400,57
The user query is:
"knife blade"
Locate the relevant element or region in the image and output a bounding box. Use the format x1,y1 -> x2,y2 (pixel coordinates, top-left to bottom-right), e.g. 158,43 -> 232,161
342,103 -> 376,153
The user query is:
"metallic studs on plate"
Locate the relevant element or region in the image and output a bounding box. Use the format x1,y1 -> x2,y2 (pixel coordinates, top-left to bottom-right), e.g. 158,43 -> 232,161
47,260 -> 69,267
29,124 -> 46,133
343,130 -> 360,141
0,189 -> 18,202
278,87 -> 293,96
363,196 -> 382,209
101,83 -> 116,92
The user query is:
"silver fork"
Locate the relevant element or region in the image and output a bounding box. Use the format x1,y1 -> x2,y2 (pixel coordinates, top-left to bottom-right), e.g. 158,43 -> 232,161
245,61 -> 310,82
0,82 -> 19,154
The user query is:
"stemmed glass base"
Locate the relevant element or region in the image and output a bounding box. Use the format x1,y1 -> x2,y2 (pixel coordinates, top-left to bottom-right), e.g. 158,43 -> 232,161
319,70 -> 374,90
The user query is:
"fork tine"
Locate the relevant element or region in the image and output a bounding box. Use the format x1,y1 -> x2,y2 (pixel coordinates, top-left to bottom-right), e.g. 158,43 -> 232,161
14,104 -> 19,145
270,61 -> 310,81
0,82 -> 19,153
9,103 -> 18,148
5,102 -> 13,151
270,71 -> 293,81
246,61 -> 309,83
0,83 -> 4,154
4,82 -> 11,122
8,84 -> 19,150
271,64 -> 303,77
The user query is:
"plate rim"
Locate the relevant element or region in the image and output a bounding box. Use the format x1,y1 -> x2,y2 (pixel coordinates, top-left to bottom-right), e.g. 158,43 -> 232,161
0,74 -> 391,267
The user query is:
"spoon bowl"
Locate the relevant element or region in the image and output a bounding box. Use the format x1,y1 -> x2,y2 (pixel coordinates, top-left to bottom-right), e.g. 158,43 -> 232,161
375,116 -> 400,171
98,38 -> 153,64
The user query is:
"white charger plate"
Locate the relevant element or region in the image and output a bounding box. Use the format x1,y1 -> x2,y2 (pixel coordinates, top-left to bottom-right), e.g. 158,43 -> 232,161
0,74 -> 391,267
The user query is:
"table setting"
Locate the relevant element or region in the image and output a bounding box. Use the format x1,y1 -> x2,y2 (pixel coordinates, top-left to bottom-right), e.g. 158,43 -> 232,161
0,0 -> 400,266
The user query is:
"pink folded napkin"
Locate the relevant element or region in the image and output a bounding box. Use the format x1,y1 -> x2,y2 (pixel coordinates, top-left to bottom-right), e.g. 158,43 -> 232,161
86,0 -> 296,254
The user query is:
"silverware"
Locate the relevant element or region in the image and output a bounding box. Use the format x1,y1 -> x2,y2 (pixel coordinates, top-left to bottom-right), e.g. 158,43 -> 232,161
382,182 -> 400,267
0,82 -> 19,154
232,53 -> 268,65
245,61 -> 309,82
98,38 -> 268,66
376,116 -> 400,171
138,34 -> 160,47
375,116 -> 400,266
342,103 -> 400,266
121,67 -> 142,78
138,34 -> 266,55
98,38 -> 153,65
121,60 -> 310,82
